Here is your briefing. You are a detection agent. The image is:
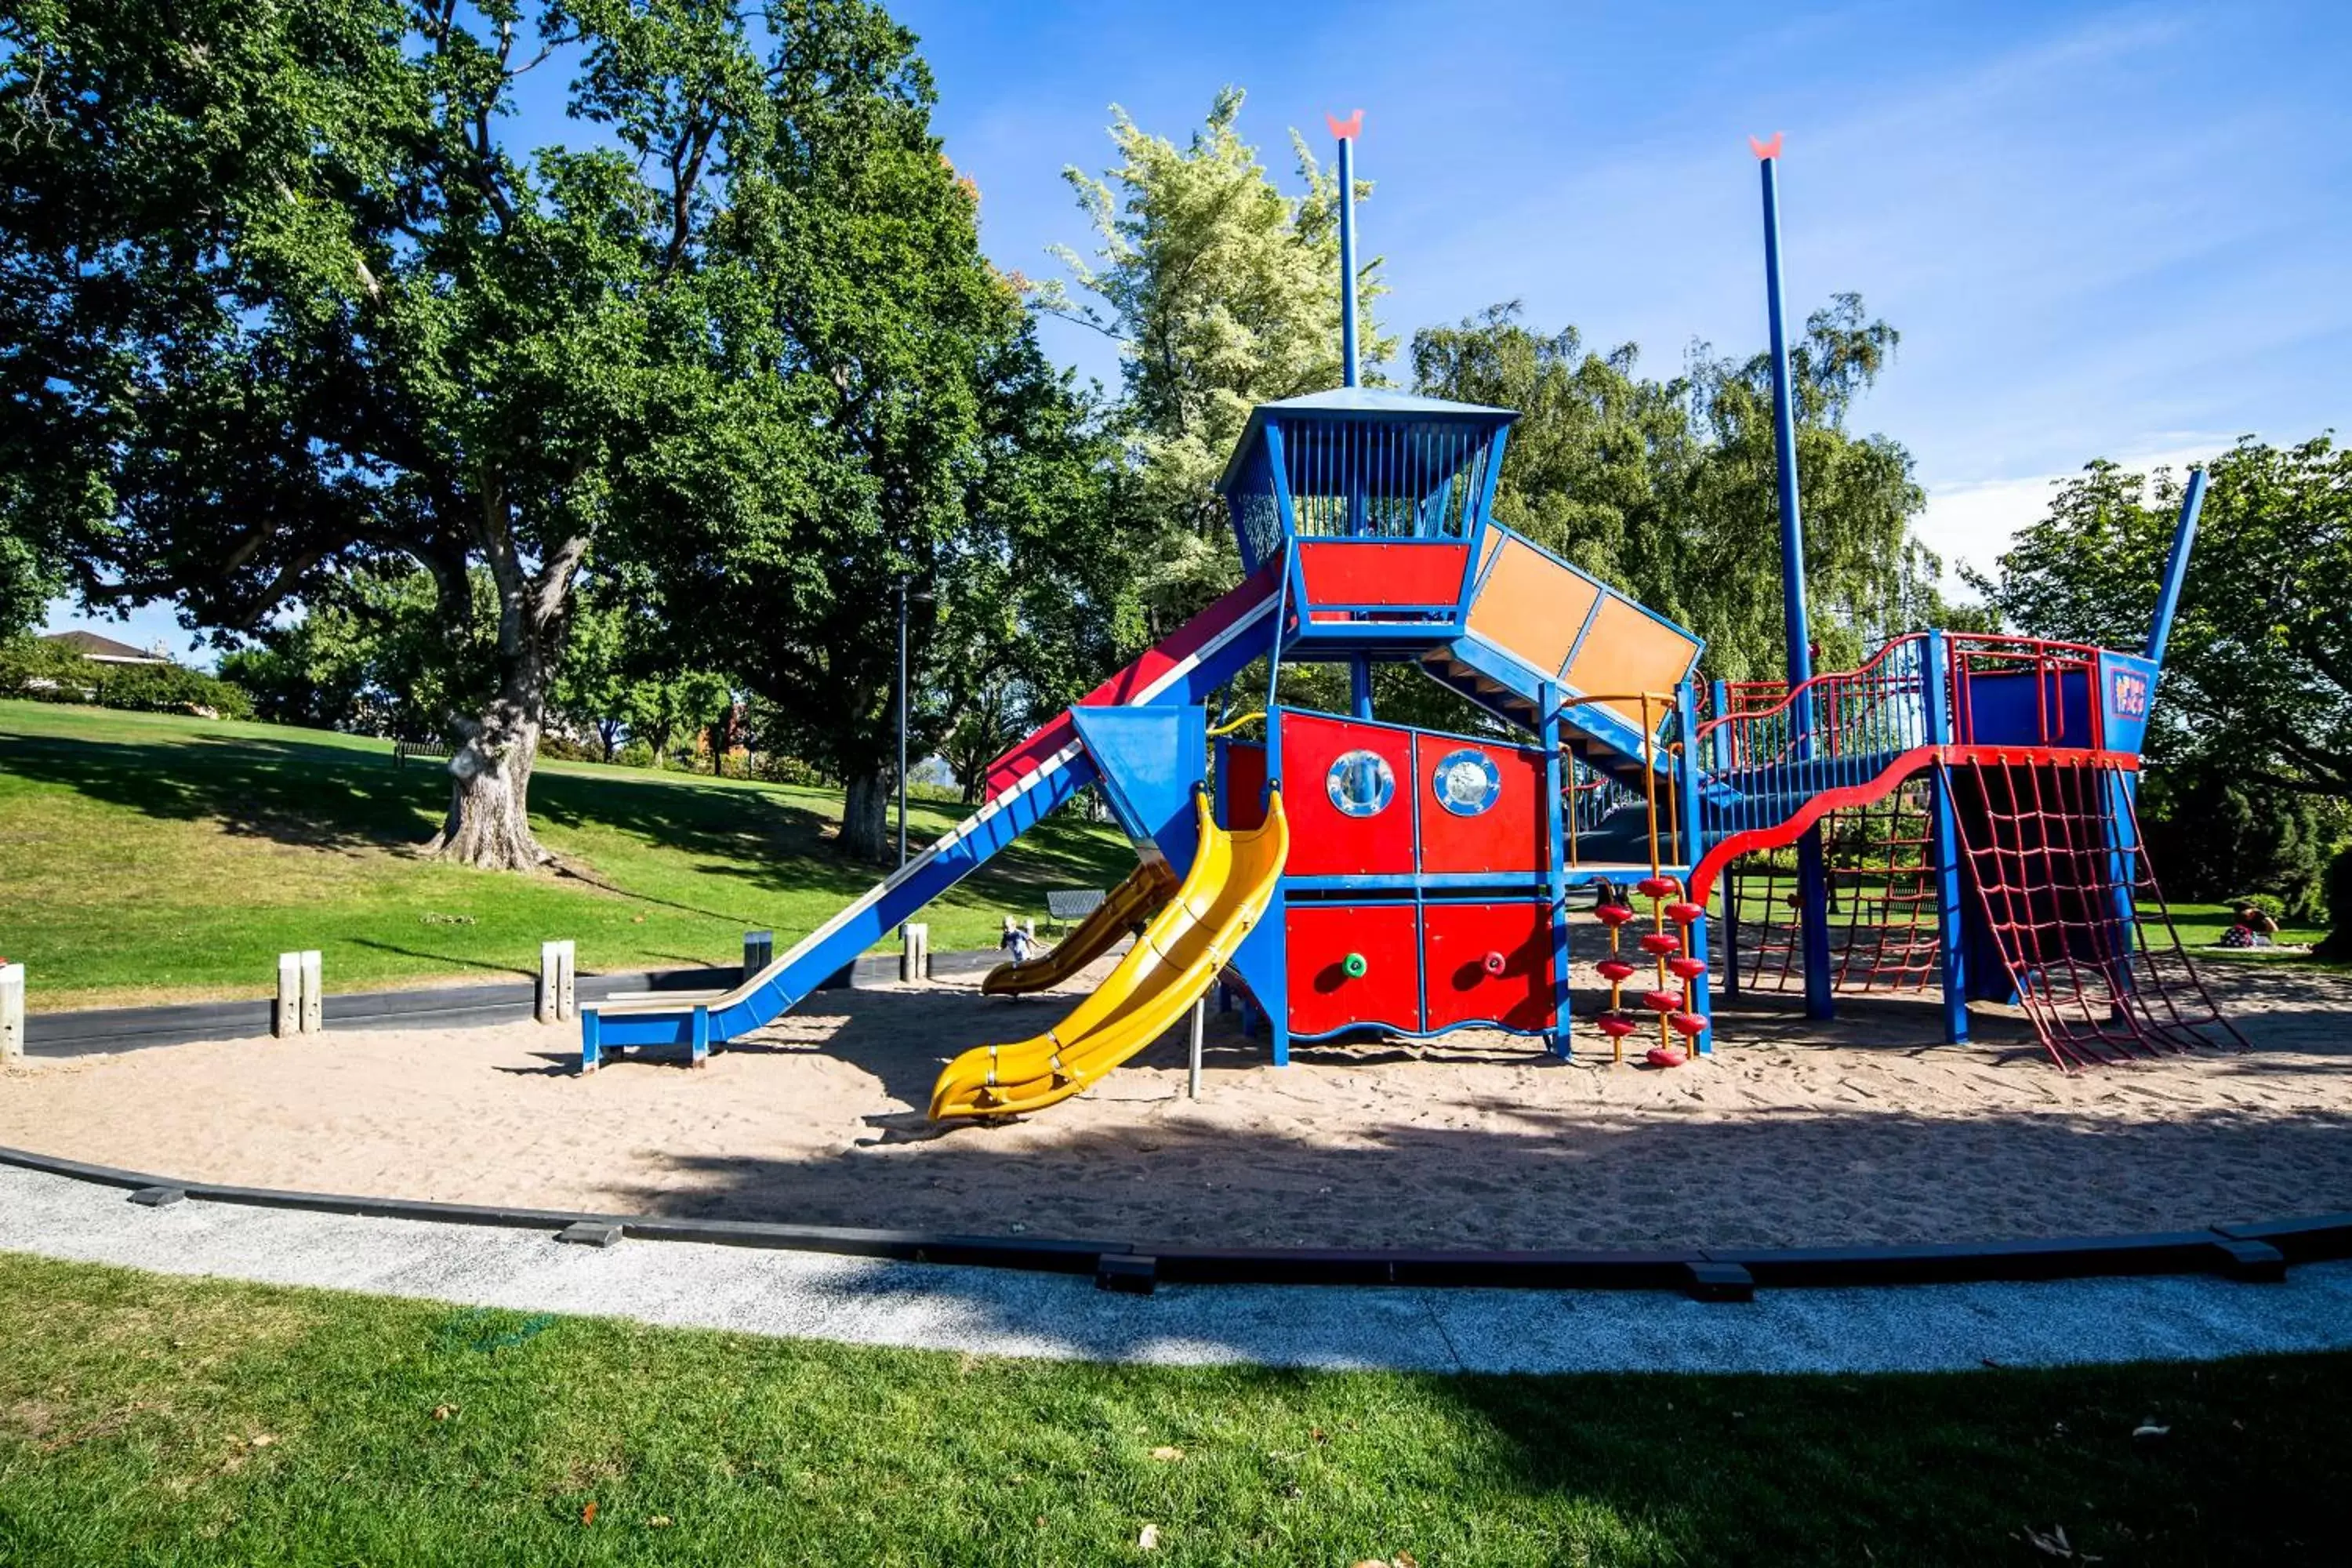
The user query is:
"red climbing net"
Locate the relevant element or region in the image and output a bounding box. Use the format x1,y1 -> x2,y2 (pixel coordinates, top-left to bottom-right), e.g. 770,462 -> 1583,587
1722,775 -> 1942,996
1946,753 -> 2245,1069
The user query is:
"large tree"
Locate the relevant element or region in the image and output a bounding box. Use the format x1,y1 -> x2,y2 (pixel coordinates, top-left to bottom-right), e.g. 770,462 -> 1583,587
601,16 -> 1134,859
1413,298 -> 1953,681
2,0 -> 1014,869
1043,89 -> 1394,633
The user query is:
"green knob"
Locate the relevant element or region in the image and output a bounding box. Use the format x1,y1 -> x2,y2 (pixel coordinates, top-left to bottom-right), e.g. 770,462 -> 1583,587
1342,953 -> 1368,978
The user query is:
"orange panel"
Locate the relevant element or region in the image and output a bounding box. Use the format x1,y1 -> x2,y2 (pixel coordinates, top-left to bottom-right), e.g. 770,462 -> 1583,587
1466,537 -> 1601,677
1563,596 -> 1699,724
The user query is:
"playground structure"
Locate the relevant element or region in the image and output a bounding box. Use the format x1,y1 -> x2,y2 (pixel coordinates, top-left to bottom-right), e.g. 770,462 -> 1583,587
579,122 -> 2241,1105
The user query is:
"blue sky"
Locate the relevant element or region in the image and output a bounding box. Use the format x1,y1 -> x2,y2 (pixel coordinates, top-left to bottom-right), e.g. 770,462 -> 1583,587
52,0 -> 2350,658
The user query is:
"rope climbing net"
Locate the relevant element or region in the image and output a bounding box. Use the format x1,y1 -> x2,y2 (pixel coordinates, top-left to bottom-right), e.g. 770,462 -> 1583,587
1722,775 -> 1941,996
1947,753 -> 2245,1069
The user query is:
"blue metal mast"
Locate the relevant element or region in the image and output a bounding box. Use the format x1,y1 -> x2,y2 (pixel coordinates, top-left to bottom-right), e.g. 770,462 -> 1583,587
1333,111 -> 1361,388
1755,133 -> 1834,1019
2146,467 -> 2208,673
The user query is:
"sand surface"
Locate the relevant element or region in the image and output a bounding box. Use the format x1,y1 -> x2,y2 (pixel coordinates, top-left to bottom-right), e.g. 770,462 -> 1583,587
4,963 -> 2349,1251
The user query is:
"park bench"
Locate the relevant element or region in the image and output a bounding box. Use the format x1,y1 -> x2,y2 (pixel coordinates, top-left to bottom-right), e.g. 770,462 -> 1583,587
393,739 -> 456,768
1044,887 -> 1108,933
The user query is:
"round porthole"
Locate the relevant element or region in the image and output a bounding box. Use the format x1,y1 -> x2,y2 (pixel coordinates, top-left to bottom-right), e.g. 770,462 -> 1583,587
1326,749 -> 1396,817
1432,749 -> 1502,816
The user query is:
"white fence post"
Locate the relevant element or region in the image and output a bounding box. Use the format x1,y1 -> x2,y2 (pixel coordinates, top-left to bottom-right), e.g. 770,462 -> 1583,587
299,949 -> 323,1035
0,963 -> 24,1063
538,940 -> 577,1024
275,953 -> 301,1039
743,930 -> 774,978
900,922 -> 929,984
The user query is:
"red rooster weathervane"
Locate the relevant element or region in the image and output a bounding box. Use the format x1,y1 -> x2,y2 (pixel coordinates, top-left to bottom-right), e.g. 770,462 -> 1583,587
1327,110 -> 1364,141
1748,131 -> 1784,159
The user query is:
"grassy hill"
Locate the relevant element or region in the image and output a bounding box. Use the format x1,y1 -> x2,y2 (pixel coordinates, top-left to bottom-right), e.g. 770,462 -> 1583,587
0,700 -> 1132,1011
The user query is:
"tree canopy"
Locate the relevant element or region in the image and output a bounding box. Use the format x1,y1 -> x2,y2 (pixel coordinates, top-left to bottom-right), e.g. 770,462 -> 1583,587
1043,88 -> 1394,633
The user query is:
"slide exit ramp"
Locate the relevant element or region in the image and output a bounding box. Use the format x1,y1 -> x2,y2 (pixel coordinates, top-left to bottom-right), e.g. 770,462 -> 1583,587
580,568 -> 1279,1069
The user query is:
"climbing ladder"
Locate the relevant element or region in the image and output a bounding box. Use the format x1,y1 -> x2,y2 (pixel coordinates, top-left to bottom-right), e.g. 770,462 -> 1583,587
1944,753 -> 2245,1069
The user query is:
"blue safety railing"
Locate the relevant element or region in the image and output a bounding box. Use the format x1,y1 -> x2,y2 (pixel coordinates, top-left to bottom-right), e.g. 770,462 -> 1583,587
1697,633 -> 1935,848
1276,417 -> 1496,540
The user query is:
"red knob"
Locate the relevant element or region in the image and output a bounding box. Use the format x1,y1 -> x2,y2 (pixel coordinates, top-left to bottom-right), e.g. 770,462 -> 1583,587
1664,901 -> 1706,926
1594,904 -> 1636,927
1595,959 -> 1639,983
1668,1011 -> 1710,1038
1646,1045 -> 1689,1069
1637,875 -> 1681,899
1668,955 -> 1708,982
1596,1014 -> 1642,1038
1481,950 -> 1507,976
1640,989 -> 1682,1014
1638,931 -> 1682,956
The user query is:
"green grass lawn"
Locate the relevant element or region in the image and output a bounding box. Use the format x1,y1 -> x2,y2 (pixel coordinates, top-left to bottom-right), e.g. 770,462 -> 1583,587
0,1254 -> 2344,1565
0,701 -> 1134,1011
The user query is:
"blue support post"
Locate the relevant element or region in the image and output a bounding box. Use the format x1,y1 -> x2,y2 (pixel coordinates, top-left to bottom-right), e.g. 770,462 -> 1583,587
580,1007 -> 602,1073
689,1004 -> 710,1067
2146,467 -> 2207,674
1349,655 -> 1375,719
1920,632 -> 1970,1044
1758,137 -> 1834,1020
1334,118 -> 1360,388
1541,682 -> 1574,1058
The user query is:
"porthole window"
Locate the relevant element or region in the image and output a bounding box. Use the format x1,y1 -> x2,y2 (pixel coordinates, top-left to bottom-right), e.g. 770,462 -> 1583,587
1326,749 -> 1396,817
1432,748 -> 1502,816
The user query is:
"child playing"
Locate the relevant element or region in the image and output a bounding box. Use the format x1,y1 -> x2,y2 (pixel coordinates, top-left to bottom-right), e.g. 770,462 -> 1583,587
1000,915 -> 1036,967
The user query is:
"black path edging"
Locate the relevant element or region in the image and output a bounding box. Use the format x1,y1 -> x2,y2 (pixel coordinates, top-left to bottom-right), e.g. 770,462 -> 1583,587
20,948 -> 1007,1057
4,1142 -> 2347,1300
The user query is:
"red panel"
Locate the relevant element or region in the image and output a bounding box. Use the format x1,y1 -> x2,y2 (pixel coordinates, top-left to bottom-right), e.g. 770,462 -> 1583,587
1279,713 -> 1415,877
1221,742 -> 1267,830
1414,735 -> 1547,876
1423,902 -> 1555,1032
1287,903 -> 1421,1036
1297,542 -> 1470,610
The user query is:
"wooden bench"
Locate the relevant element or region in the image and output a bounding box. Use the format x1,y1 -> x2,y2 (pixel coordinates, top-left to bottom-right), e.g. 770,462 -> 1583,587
1044,887 -> 1108,933
393,739 -> 456,768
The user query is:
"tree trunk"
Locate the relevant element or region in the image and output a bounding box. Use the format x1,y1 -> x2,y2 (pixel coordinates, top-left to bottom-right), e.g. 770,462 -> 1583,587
430,711 -> 548,871
423,504 -> 586,871
840,765 -> 893,864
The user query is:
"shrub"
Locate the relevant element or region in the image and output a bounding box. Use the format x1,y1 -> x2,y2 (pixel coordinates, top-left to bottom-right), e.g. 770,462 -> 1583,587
87,660 -> 256,720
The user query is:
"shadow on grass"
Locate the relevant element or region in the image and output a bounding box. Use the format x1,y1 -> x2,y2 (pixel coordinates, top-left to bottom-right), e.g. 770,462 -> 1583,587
0,715 -> 1138,921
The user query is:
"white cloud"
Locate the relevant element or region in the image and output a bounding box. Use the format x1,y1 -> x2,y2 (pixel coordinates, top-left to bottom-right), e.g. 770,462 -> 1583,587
1915,441 -> 2223,590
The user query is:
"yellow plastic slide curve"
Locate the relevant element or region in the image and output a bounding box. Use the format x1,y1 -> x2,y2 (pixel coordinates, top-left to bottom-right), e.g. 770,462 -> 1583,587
930,788 -> 1289,1120
982,857 -> 1181,996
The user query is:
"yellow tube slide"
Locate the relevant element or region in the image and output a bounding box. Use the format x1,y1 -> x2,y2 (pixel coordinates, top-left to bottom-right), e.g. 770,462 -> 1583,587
981,857 -> 1180,996
930,788 -> 1288,1120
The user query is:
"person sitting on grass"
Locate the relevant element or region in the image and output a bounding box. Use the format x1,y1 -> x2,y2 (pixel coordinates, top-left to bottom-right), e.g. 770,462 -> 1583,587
2218,902 -> 2280,949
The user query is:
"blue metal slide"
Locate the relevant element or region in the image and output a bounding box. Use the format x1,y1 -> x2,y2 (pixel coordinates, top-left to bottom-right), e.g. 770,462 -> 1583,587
579,573 -> 1279,1069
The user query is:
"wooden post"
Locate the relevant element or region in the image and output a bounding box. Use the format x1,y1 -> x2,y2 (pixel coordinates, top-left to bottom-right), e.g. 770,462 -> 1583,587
299,949 -> 323,1035
1188,995 -> 1205,1100
275,953 -> 301,1038
743,929 -> 774,978
538,940 -> 576,1024
900,922 -> 929,984
0,963 -> 24,1063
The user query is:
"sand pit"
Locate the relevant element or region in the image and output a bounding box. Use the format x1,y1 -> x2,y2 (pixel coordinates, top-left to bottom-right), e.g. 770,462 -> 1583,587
3,962 -> 2349,1252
